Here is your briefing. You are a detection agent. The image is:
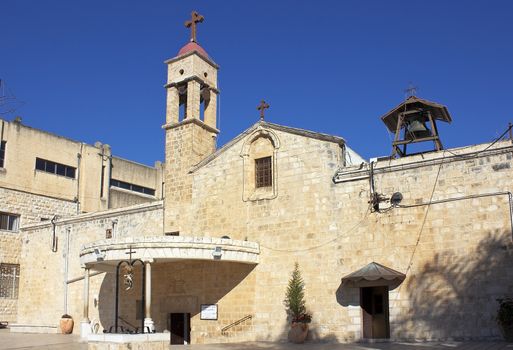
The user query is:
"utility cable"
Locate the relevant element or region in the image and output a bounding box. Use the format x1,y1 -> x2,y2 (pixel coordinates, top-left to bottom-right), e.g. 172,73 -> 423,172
259,203 -> 372,253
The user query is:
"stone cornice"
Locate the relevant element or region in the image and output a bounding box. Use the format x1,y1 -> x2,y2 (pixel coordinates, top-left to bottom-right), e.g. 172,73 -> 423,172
21,201 -> 163,231
190,121 -> 345,173
164,75 -> 220,95
162,117 -> 219,134
333,142 -> 513,183
164,50 -> 219,69
80,235 -> 260,267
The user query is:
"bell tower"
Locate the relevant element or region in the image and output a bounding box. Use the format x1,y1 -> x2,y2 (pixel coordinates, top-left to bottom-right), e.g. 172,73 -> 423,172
381,95 -> 452,157
163,11 -> 219,234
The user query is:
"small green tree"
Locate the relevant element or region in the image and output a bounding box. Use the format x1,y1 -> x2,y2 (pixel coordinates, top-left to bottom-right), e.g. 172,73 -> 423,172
285,263 -> 311,323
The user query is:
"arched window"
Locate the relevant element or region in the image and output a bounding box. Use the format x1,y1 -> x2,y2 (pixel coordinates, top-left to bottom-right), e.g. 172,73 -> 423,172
240,128 -> 280,201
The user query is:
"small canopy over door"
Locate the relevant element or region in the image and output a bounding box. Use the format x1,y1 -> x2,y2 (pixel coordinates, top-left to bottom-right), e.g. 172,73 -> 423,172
341,262 -> 406,288
342,262 -> 406,339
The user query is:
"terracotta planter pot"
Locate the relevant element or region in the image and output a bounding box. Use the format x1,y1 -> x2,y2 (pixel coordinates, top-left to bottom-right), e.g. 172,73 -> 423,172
499,323 -> 513,342
60,318 -> 74,334
288,322 -> 308,343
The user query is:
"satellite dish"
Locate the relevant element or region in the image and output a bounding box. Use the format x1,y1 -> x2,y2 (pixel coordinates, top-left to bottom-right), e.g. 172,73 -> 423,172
390,192 -> 403,205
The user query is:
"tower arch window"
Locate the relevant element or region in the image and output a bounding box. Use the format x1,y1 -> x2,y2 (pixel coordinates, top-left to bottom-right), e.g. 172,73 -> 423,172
178,85 -> 188,121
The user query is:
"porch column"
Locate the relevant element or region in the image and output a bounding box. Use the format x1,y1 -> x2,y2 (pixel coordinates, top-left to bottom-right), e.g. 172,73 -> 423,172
80,267 -> 91,338
144,259 -> 155,332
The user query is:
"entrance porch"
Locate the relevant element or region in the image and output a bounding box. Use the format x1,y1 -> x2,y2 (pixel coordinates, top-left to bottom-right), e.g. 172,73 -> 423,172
79,236 -> 260,347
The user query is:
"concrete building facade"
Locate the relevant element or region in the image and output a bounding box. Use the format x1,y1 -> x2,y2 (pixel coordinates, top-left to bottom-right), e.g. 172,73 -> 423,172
2,14 -> 513,349
0,118 -> 163,323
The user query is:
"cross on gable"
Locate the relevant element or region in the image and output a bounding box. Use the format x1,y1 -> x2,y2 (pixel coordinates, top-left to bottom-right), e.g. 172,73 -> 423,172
257,100 -> 270,121
185,11 -> 204,43
125,246 -> 136,262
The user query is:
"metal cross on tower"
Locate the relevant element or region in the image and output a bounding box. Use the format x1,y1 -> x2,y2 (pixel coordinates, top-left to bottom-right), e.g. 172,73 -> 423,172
185,11 -> 204,43
257,100 -> 270,121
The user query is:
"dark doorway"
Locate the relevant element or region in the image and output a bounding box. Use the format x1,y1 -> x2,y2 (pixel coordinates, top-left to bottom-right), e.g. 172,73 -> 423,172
169,313 -> 191,344
361,286 -> 390,339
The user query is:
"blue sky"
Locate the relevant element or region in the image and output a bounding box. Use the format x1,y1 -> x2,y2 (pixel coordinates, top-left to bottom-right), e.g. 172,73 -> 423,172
2,1 -> 512,165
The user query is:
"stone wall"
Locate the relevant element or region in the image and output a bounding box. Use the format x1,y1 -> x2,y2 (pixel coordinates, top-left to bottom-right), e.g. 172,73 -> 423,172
0,186 -> 77,323
14,201 -> 163,332
183,131 -> 513,342
95,260 -> 256,344
13,118 -> 513,343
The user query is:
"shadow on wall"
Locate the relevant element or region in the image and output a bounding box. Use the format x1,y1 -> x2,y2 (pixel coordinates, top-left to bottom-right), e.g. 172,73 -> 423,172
392,231 -> 513,340
97,260 -> 256,333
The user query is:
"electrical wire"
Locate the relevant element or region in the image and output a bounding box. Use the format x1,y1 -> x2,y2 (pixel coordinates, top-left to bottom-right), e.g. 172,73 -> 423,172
443,123 -> 512,159
259,203 -> 372,253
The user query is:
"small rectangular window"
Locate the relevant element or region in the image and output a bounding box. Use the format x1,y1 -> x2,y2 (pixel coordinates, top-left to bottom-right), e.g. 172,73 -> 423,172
110,178 -> 155,196
0,141 -> 6,168
255,156 -> 272,188
65,167 -> 75,179
56,163 -> 66,176
45,160 -> 56,173
0,212 -> 19,232
35,158 -> 45,171
0,263 -> 20,299
35,158 -> 76,179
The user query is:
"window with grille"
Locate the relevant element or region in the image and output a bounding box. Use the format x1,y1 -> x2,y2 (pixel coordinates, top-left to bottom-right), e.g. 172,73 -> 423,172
255,156 -> 272,188
0,212 -> 19,232
0,141 -> 5,168
35,158 -> 76,179
0,264 -> 20,299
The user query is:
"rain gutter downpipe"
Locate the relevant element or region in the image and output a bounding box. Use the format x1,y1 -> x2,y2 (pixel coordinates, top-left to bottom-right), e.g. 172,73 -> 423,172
51,215 -> 59,253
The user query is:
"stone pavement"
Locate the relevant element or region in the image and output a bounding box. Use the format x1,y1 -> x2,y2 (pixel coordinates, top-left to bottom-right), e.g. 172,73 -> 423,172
0,329 -> 85,349
1,330 -> 513,350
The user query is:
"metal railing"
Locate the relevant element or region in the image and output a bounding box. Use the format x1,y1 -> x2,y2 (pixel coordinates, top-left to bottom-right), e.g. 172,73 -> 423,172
221,315 -> 253,335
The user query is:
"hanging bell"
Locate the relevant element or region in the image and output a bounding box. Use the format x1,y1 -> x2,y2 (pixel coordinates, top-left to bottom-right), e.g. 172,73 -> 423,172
405,118 -> 430,139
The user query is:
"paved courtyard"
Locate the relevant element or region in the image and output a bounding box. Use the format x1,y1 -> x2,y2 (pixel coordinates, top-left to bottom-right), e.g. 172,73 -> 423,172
1,330 -> 513,350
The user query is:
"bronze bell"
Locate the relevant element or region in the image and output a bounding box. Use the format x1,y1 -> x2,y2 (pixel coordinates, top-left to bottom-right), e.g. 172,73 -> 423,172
405,117 -> 431,139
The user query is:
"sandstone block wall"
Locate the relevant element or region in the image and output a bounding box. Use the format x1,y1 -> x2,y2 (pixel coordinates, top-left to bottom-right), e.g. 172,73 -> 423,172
185,131 -> 513,342
15,201 -> 163,332
0,187 -> 77,323
13,119 -> 513,344
96,260 -> 256,344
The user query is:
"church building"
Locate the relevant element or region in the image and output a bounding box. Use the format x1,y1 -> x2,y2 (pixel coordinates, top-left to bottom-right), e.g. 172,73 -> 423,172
1,12 -> 513,348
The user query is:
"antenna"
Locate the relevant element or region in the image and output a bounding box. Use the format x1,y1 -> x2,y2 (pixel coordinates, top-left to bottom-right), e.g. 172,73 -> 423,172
0,79 -> 25,116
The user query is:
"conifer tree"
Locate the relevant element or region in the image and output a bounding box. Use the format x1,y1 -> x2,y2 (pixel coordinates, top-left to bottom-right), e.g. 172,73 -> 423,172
285,262 -> 311,323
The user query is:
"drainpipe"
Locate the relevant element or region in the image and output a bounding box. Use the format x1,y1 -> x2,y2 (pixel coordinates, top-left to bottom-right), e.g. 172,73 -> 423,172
0,119 -> 4,145
76,144 -> 83,214
51,215 -> 59,252
63,227 -> 71,315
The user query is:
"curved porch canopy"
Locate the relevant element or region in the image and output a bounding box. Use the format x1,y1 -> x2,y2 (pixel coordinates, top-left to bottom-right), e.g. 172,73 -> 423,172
342,262 -> 406,288
80,236 -> 260,271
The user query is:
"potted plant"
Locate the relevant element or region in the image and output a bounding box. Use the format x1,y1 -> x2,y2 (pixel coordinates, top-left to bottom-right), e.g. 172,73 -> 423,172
285,263 -> 312,344
497,298 -> 513,341
59,314 -> 74,334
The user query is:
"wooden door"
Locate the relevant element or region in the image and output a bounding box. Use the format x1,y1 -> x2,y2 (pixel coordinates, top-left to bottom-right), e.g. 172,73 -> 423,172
360,286 -> 390,339
170,313 -> 191,344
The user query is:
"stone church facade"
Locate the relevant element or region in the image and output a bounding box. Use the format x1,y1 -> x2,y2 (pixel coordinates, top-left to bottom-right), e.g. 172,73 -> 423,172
2,14 -> 513,347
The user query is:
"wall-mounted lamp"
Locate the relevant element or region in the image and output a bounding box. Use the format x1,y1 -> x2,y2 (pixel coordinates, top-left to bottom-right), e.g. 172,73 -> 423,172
93,248 -> 105,261
212,246 -> 222,260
